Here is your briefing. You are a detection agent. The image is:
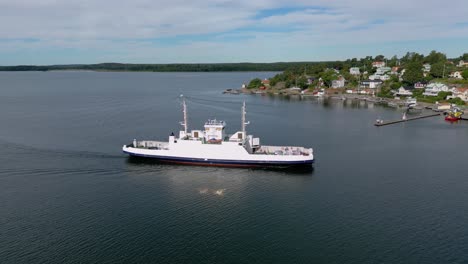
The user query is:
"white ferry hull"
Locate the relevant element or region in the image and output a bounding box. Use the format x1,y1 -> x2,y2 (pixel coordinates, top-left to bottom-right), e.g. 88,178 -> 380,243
123,144 -> 314,168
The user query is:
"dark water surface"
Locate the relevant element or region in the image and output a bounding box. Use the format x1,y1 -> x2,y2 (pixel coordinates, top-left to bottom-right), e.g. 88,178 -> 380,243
1,71 -> 467,263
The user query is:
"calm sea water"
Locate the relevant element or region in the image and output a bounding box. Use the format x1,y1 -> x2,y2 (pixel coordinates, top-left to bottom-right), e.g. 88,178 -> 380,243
1,71 -> 467,263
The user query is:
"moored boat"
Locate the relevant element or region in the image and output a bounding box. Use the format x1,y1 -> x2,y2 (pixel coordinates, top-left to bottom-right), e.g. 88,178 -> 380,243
444,106 -> 463,122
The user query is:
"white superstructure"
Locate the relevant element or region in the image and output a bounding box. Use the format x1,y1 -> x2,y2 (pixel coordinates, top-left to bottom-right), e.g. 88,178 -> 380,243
123,100 -> 314,168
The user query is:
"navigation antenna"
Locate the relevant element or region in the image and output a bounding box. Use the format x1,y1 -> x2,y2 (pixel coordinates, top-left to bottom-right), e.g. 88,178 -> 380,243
180,96 -> 188,134
241,101 -> 250,143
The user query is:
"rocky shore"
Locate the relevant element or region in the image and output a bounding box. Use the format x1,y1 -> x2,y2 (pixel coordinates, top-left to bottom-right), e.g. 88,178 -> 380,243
223,88 -> 468,114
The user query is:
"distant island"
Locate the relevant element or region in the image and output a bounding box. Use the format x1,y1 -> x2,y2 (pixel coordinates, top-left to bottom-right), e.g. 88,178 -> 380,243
0,62 -> 308,72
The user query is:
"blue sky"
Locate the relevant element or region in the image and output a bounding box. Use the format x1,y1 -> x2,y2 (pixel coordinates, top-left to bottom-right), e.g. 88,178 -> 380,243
0,0 -> 467,65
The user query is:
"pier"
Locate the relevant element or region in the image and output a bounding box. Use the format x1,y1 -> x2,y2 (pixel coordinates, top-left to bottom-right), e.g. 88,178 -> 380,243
375,113 -> 441,126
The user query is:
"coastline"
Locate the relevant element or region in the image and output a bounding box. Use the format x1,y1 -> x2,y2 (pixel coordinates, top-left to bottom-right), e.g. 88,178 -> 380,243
223,87 -> 468,114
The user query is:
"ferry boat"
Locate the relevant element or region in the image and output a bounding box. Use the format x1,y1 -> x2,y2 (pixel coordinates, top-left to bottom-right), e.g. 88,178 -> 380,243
122,101 -> 314,168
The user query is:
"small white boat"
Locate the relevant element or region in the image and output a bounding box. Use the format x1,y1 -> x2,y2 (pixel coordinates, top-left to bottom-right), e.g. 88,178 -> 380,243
405,97 -> 417,108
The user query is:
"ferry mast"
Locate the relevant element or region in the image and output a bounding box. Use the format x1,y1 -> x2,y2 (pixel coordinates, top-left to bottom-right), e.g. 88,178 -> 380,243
181,99 -> 188,134
241,101 -> 249,144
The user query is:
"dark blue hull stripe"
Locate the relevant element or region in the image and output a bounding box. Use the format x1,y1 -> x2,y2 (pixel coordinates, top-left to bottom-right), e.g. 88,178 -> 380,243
123,150 -> 314,166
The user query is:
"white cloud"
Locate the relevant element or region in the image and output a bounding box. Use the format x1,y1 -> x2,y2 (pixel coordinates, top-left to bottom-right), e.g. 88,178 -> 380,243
0,0 -> 467,63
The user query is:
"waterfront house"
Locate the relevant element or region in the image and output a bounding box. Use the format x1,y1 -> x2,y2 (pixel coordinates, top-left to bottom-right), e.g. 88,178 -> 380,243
372,61 -> 386,68
414,81 -> 428,89
448,87 -> 468,102
423,83 -> 449,96
394,86 -> 414,96
350,67 -> 360,75
360,79 -> 383,89
261,79 -> 270,85
449,71 -> 463,79
331,76 -> 346,88
359,89 -> 374,95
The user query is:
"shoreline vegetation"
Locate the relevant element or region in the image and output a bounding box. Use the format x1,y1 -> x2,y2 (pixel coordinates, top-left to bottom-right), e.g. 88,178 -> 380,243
236,50 -> 468,108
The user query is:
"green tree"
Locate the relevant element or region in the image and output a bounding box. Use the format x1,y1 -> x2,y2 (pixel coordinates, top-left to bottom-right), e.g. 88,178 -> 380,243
320,70 -> 337,88
247,78 -> 262,89
430,62 -> 445,78
462,69 -> 468,79
402,62 -> 424,85
375,55 -> 385,61
425,50 -> 447,64
448,97 -> 465,105
297,76 -> 308,89
460,53 -> 468,61
387,55 -> 399,67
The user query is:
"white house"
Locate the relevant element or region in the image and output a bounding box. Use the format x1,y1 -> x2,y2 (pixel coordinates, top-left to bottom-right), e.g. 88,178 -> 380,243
331,76 -> 346,88
449,71 -> 463,79
394,86 -> 413,96
422,63 -> 431,72
369,74 -> 390,81
447,87 -> 468,102
372,61 -> 386,68
360,79 -> 383,89
376,67 -> 391,75
379,74 -> 390,81
423,83 -> 449,96
350,67 -> 360,75
458,60 -> 468,67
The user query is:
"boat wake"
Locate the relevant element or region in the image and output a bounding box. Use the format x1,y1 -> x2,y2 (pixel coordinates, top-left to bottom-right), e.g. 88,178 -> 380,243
197,188 -> 226,196
0,139 -> 122,160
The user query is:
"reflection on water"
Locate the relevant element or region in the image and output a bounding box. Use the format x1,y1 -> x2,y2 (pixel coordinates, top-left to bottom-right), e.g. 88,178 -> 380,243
125,156 -> 315,176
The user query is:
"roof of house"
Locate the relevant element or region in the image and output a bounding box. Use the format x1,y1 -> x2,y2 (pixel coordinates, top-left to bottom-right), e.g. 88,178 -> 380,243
453,87 -> 468,93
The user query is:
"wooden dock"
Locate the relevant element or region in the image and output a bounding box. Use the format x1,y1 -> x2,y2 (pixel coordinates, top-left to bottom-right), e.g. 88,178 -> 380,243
375,113 -> 441,126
